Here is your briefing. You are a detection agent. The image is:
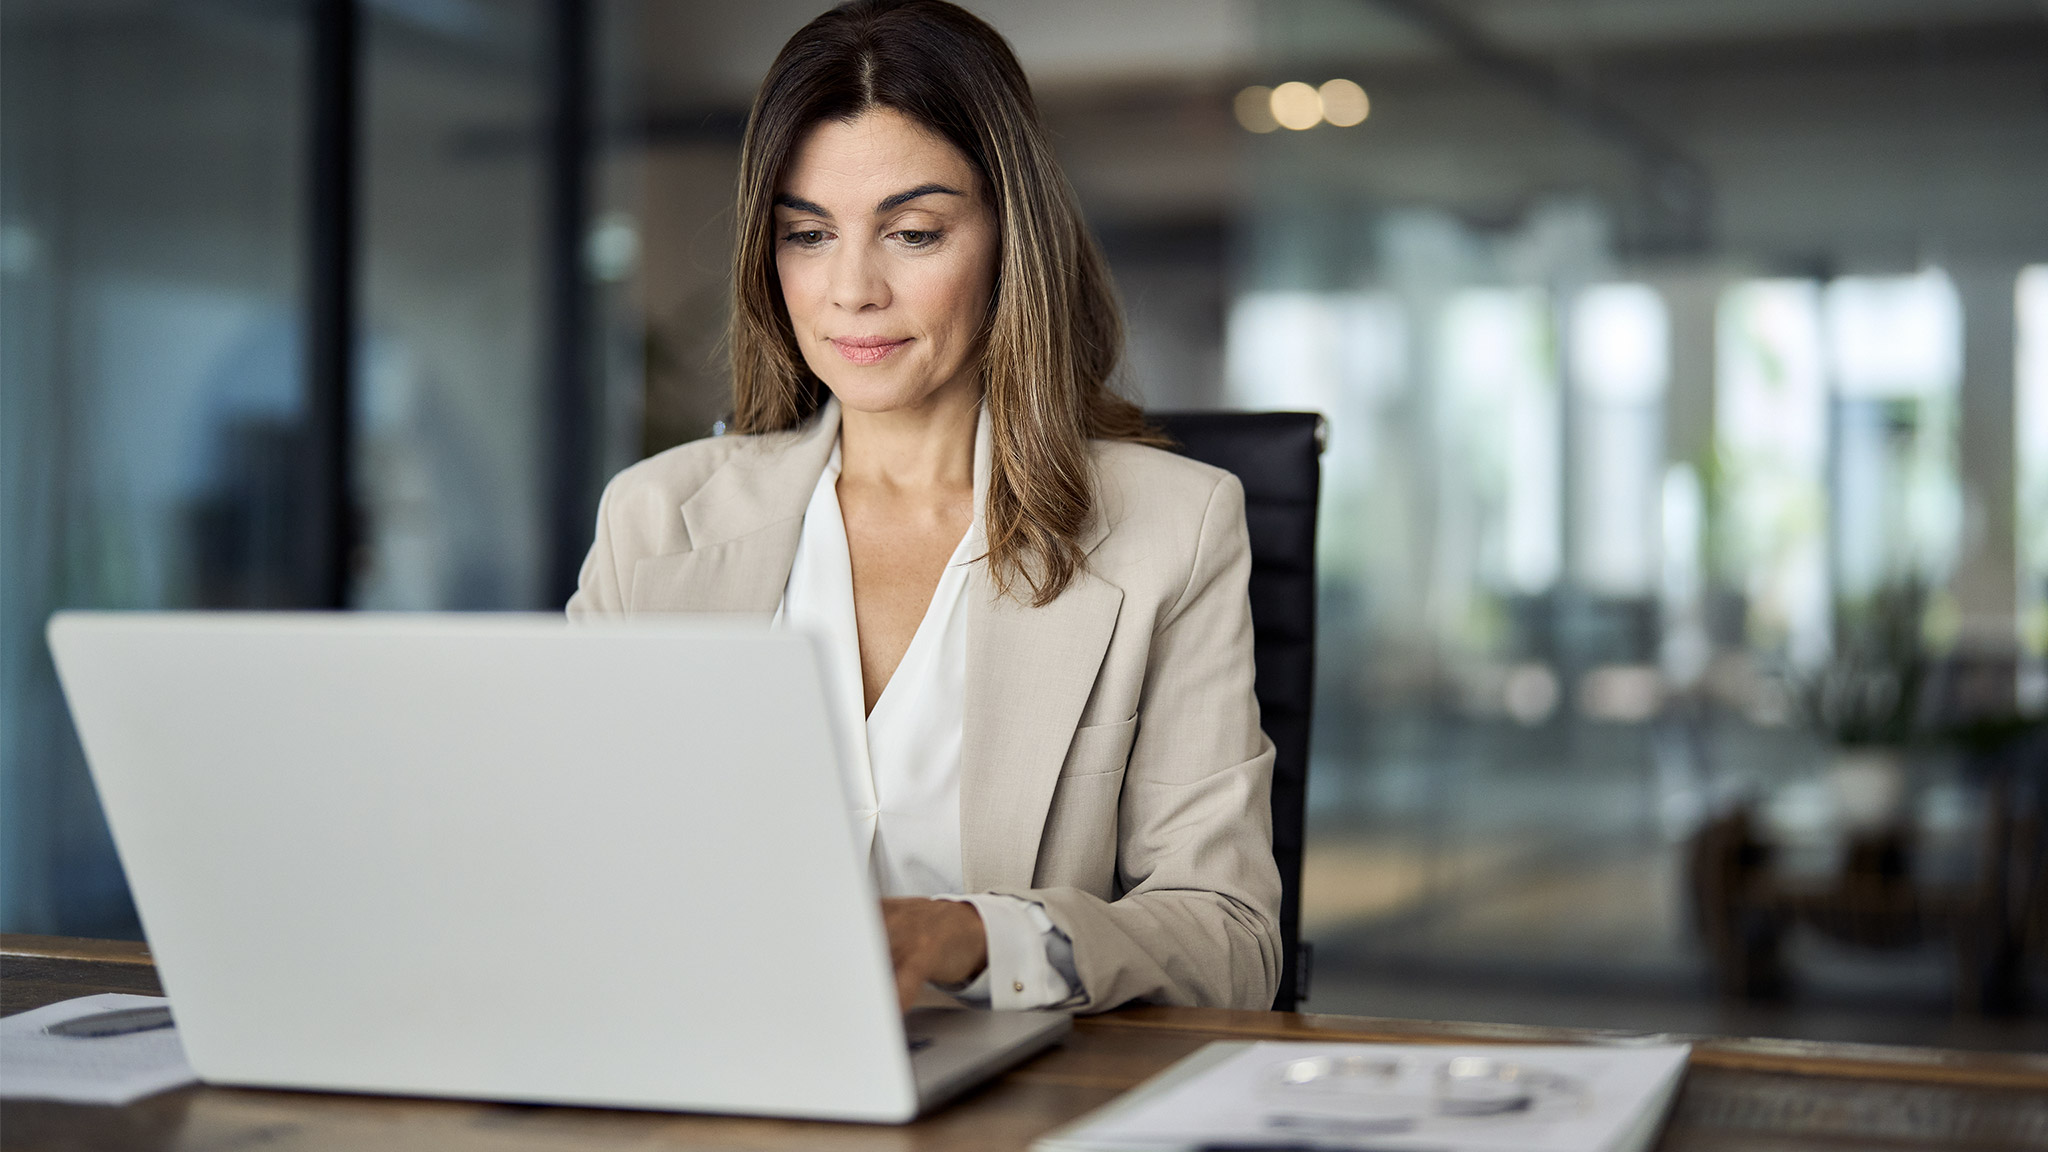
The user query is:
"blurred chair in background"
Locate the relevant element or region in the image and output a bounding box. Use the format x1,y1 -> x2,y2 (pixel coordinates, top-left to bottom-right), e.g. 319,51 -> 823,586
1690,652 -> 2048,1016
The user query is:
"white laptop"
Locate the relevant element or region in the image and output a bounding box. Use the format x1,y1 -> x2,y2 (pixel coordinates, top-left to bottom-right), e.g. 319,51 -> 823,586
46,611 -> 1069,1122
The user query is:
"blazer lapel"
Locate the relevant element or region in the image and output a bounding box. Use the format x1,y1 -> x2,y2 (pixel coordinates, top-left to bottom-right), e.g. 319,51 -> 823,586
627,529 -> 802,615
626,401 -> 841,615
958,563 -> 1124,892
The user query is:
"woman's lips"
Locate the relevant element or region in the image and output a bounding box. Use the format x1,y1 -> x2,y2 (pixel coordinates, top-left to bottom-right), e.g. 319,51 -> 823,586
830,336 -> 910,365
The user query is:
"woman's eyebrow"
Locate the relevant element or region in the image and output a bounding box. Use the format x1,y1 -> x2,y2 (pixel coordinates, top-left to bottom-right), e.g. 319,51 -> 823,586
876,183 -> 963,212
773,193 -> 830,217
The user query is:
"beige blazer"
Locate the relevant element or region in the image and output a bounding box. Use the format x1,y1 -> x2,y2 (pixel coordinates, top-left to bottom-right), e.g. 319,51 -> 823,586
567,400 -> 1282,1012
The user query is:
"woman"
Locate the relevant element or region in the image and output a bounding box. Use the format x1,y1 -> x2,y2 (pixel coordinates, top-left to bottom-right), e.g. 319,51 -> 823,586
568,0 -> 1280,1014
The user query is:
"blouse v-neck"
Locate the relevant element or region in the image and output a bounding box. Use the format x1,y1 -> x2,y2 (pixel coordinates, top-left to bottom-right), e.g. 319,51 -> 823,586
772,411 -> 987,898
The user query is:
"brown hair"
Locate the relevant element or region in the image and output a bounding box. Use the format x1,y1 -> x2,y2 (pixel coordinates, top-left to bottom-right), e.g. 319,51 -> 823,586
729,0 -> 1157,606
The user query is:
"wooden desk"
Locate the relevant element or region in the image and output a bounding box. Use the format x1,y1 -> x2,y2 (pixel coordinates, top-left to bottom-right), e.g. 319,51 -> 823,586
5,935 -> 2045,1150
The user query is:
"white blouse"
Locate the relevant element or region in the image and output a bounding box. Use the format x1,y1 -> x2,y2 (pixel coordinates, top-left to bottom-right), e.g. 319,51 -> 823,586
773,413 -> 1077,1010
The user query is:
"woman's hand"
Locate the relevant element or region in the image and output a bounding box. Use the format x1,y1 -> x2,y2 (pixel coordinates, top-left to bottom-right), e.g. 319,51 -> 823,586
880,897 -> 987,1011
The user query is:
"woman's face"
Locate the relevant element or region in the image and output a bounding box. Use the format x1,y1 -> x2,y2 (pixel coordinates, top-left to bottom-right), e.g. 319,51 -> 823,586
773,108 -> 999,417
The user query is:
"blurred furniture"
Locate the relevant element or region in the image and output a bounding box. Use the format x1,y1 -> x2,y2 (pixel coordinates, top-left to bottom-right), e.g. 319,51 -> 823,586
1151,410 -> 1324,1012
8,934 -> 2048,1151
1690,683 -> 2047,1015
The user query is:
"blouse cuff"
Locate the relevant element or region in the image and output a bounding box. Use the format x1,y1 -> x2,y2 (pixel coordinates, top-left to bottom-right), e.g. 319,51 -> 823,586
935,893 -> 1081,1010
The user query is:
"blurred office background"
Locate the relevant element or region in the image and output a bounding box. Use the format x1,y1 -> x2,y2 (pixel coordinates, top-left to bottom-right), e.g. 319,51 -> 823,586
4,0 -> 2044,1047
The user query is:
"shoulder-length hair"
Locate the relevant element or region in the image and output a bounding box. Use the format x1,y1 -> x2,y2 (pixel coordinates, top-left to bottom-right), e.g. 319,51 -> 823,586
729,0 -> 1156,606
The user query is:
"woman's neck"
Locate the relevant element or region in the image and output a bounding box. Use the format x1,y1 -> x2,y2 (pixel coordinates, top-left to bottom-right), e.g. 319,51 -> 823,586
835,382 -> 980,497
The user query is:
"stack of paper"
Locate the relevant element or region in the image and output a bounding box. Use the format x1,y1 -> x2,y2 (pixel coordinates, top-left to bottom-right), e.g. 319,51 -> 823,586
1037,1040 -> 1690,1152
1,994 -> 198,1105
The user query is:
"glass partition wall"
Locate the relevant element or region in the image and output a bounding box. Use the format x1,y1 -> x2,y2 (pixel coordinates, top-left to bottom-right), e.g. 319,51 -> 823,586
0,0 -> 642,934
3,1 -> 312,934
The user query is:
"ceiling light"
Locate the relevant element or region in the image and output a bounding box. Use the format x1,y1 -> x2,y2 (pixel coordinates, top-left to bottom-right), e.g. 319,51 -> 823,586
1319,78 -> 1369,127
1269,81 -> 1322,131
1233,86 -> 1279,133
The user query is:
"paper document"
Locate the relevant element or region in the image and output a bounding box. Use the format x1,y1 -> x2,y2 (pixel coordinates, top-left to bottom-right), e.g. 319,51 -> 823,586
1038,1039 -> 1690,1152
1,994 -> 198,1105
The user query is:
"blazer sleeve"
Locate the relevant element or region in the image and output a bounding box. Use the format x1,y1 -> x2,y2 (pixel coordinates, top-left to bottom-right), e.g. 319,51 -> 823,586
1007,474 -> 1284,1012
565,476 -> 626,618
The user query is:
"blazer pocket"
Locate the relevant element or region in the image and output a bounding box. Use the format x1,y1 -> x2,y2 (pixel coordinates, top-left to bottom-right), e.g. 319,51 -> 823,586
1058,714 -> 1138,778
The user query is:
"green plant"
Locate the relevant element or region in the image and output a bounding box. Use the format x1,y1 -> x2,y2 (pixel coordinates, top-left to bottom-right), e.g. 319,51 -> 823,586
1805,581 -> 1926,745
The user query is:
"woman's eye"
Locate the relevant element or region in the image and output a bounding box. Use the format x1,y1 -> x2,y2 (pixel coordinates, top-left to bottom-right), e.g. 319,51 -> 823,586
783,230 -> 827,247
895,229 -> 941,247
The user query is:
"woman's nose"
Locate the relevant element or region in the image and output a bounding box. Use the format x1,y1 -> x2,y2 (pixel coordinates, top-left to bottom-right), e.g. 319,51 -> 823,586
827,241 -> 890,313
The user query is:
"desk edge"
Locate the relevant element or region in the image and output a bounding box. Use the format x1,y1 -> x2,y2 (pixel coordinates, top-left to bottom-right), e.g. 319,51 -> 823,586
1,933 -> 154,965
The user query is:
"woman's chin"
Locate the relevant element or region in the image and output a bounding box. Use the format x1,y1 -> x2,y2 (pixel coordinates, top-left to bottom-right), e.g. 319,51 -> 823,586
823,376 -> 977,418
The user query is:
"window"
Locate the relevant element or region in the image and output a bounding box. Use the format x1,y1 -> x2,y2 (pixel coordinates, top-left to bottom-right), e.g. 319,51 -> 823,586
1821,270 -> 1963,609
2019,266 -> 2048,661
1438,288 -> 1561,605
1716,280 -> 1830,671
1570,283 -> 1668,598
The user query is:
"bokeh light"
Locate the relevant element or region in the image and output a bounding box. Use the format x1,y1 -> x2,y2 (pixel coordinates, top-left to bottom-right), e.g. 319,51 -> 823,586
1233,85 -> 1278,133
1319,78 -> 1369,126
1269,81 -> 1322,131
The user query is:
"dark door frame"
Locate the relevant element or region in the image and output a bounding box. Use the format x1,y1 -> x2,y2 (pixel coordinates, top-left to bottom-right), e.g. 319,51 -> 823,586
304,0 -> 596,611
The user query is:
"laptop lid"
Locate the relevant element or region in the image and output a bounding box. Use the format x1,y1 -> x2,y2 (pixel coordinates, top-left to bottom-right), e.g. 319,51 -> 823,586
47,611 -> 922,1121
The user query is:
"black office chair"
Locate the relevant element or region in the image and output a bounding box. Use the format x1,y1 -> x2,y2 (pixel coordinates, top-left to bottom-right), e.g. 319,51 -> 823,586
1150,410 -> 1324,1011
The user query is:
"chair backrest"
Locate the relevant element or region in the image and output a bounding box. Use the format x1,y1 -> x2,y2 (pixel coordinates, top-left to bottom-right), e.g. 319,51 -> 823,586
1149,410 -> 1323,1011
